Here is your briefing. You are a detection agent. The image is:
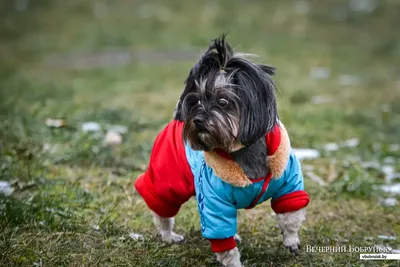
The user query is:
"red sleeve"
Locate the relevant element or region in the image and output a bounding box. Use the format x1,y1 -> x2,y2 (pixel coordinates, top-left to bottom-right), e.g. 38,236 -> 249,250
135,172 -> 181,218
134,120 -> 195,218
271,190 -> 309,214
209,237 -> 237,252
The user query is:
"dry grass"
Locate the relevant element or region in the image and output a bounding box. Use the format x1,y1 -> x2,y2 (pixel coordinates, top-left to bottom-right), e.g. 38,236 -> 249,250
1,0 -> 399,266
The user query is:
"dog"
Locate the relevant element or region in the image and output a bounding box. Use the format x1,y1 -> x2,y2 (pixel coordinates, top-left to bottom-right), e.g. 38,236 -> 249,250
135,35 -> 309,267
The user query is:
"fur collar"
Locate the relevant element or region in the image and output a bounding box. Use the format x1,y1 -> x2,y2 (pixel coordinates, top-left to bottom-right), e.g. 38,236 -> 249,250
204,123 -> 291,187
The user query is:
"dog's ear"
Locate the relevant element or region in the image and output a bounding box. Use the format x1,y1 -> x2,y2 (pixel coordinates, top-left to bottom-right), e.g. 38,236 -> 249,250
175,59 -> 210,121
174,34 -> 233,121
229,60 -> 278,146
174,68 -> 197,121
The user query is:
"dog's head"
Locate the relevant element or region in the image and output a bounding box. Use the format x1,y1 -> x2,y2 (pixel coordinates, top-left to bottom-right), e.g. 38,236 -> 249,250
175,35 -> 278,152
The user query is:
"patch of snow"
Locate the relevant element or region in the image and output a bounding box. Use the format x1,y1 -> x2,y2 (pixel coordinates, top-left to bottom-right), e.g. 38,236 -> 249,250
350,0 -> 378,13
302,165 -> 314,171
108,125 -> 128,134
338,74 -> 361,86
311,95 -> 335,104
361,161 -> 380,170
45,207 -> 55,213
293,148 -> 320,160
380,184 -> 400,195
82,122 -> 102,132
323,142 -> 339,152
381,165 -> 397,183
377,235 -> 396,241
310,67 -> 330,80
0,181 -> 13,196
33,258 -> 43,267
381,165 -> 394,176
43,143 -> 58,154
129,232 -> 144,241
322,138 -> 359,152
105,130 -> 122,146
341,138 -> 359,148
379,198 -> 398,207
45,118 -> 66,128
383,157 -> 395,165
388,173 -> 400,183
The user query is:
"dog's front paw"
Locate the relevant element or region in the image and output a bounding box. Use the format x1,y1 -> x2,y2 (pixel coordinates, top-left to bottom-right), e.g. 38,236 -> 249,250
160,231 -> 184,243
216,247 -> 242,267
283,233 -> 300,256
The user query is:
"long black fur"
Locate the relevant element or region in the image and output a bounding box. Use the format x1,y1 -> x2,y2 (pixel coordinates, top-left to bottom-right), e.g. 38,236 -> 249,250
230,137 -> 268,179
175,35 -> 278,170
174,34 -> 234,121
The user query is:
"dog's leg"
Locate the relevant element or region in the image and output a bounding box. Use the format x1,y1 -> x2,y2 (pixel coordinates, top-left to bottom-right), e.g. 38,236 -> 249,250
234,217 -> 242,243
233,234 -> 242,243
151,211 -> 184,243
216,247 -> 242,267
276,208 -> 306,256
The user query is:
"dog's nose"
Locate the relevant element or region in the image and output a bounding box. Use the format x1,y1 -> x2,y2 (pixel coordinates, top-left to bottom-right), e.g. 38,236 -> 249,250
194,117 -> 205,129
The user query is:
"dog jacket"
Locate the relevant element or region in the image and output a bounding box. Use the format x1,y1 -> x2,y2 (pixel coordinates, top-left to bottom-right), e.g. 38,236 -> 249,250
135,120 -> 309,252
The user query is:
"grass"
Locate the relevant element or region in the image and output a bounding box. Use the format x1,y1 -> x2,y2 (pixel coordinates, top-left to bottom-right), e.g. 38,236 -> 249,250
0,0 -> 400,266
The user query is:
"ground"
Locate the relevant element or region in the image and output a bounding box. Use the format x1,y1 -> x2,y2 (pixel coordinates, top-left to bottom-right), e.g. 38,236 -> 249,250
0,1 -> 400,266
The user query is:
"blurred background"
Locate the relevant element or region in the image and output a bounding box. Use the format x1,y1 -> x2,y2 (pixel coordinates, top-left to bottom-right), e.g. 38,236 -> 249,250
0,0 -> 399,266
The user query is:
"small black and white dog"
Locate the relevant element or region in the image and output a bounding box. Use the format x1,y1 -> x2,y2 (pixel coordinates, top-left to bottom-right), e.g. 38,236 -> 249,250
135,35 -> 309,267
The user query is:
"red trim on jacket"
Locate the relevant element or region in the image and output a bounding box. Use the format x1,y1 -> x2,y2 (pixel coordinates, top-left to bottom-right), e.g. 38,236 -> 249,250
214,124 -> 281,159
250,176 -> 266,183
265,124 -> 281,156
271,190 -> 310,214
246,172 -> 272,209
209,237 -> 237,252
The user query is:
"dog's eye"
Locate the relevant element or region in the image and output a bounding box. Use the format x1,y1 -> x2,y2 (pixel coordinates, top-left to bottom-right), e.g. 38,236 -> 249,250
197,100 -> 201,105
218,98 -> 228,107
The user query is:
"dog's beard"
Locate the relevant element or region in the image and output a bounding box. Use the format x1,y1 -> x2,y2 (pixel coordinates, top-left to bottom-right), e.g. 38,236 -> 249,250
183,111 -> 239,152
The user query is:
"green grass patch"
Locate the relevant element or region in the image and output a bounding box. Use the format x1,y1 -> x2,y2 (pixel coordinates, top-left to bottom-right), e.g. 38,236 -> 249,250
1,0 -> 399,266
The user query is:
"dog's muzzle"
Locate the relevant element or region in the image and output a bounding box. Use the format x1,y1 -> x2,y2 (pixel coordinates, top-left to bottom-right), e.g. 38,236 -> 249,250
193,117 -> 207,131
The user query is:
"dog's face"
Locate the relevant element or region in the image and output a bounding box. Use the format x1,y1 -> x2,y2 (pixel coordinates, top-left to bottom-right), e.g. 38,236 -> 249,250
175,35 -> 278,152
181,70 -> 241,152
